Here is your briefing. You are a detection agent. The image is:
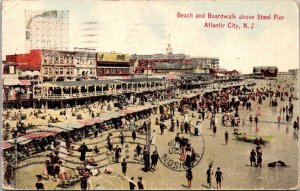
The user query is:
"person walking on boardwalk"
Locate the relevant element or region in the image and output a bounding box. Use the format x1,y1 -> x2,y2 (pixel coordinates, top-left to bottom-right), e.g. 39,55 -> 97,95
207,165 -> 213,189
224,131 -> 229,145
121,158 -> 127,177
132,130 -> 137,142
249,115 -> 253,124
254,116 -> 259,127
213,125 -> 217,137
119,132 -> 125,148
114,145 -> 122,163
186,168 -> 193,189
150,151 -> 159,170
129,177 -> 136,190
79,142 -> 89,162
160,122 -> 164,135
137,177 -> 144,190
215,167 -> 223,189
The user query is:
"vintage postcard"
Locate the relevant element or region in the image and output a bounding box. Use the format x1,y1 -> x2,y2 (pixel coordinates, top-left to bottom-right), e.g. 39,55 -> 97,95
1,0 -> 299,190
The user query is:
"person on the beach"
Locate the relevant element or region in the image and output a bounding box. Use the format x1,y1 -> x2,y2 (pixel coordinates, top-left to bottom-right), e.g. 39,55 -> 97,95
225,131 -> 229,145
250,149 -> 256,167
186,168 -> 193,189
215,167 -> 223,189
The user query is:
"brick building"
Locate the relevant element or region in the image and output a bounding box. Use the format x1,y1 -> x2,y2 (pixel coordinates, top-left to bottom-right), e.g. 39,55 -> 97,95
96,52 -> 131,77
6,49 -> 97,81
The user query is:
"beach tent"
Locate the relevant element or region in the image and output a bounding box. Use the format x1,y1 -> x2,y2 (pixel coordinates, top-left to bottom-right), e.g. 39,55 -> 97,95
2,141 -> 13,150
7,137 -> 32,145
21,131 -> 57,139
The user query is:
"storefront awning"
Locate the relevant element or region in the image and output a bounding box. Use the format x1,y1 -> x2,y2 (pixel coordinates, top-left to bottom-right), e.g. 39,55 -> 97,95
32,71 -> 41,76
20,71 -> 33,76
7,137 -> 32,145
2,141 -> 13,150
21,131 -> 57,139
19,80 -> 31,86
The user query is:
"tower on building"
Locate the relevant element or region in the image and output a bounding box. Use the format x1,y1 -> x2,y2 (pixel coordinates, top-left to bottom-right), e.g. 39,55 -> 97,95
166,34 -> 173,55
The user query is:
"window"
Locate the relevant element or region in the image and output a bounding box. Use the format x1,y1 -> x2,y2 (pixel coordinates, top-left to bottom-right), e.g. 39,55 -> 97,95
55,68 -> 59,75
55,56 -> 59,63
59,67 -> 64,75
98,68 -> 104,73
49,68 -> 53,75
3,65 -> 9,74
44,68 -> 48,75
66,68 -> 70,75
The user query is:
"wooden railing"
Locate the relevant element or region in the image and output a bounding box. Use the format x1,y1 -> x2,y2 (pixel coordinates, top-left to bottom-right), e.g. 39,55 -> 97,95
3,94 -> 32,101
33,86 -> 167,100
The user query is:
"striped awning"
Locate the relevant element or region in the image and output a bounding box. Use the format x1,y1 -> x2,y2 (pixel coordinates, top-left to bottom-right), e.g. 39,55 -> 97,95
19,80 -> 31,86
7,137 -> 32,145
121,108 -> 137,114
2,141 -> 13,150
79,118 -> 102,126
21,131 -> 57,139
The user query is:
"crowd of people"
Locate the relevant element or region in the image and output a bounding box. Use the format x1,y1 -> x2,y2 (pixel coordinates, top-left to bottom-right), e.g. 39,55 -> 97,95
2,77 -> 299,190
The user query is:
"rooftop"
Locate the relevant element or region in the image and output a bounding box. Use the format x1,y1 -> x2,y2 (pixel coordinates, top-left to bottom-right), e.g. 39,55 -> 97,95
153,62 -> 198,70
39,78 -> 165,87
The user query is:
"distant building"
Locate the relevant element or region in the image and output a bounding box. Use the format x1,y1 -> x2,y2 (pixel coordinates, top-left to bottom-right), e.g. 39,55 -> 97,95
277,72 -> 293,80
192,57 -> 219,71
2,61 -> 17,79
131,53 -> 189,60
288,68 -> 299,79
191,57 -> 220,73
96,52 -> 130,78
2,61 -> 32,103
41,49 -> 96,81
6,49 -> 97,81
152,62 -> 207,74
131,58 -> 192,74
210,69 -> 240,78
6,50 -> 42,72
25,10 -> 69,51
253,66 -> 278,78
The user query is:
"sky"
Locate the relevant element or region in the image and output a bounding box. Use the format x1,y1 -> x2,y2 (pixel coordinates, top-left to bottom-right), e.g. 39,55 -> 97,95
1,0 -> 299,74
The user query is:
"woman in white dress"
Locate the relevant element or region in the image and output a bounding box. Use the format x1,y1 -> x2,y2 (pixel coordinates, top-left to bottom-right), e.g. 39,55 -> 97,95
151,130 -> 156,145
194,121 -> 202,136
198,121 -> 202,135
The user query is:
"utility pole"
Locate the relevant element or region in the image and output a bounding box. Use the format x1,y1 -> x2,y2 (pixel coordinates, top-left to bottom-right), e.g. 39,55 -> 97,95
146,119 -> 151,154
13,137 -> 17,188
